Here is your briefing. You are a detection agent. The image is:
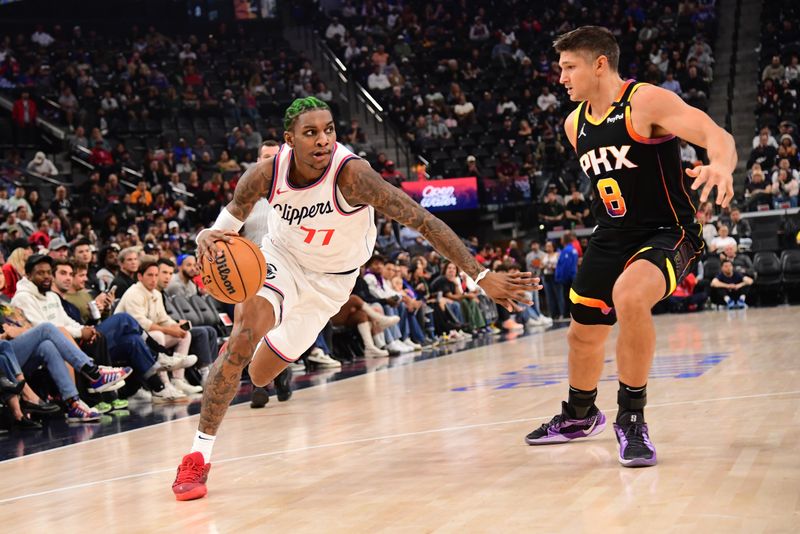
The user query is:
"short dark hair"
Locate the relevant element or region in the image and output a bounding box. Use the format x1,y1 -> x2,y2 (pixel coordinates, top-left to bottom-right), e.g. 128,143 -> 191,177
157,258 -> 175,269
261,140 -> 279,148
138,259 -> 159,275
53,258 -> 74,271
366,255 -> 387,268
553,25 -> 620,72
74,261 -> 89,273
72,237 -> 91,250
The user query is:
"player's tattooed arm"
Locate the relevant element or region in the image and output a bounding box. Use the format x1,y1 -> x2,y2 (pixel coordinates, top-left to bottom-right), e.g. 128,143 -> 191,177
339,159 -> 485,279
226,157 -> 275,220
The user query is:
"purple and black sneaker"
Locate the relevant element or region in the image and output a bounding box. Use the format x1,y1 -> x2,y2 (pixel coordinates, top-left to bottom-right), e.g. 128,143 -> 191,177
613,412 -> 657,467
525,401 -> 606,445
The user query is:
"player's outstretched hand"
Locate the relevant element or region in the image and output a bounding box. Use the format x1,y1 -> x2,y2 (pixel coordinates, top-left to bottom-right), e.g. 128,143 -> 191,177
478,271 -> 542,312
687,163 -> 734,208
196,229 -> 239,263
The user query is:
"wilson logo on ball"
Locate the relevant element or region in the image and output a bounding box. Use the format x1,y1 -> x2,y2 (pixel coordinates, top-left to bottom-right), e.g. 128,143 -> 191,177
215,255 -> 236,296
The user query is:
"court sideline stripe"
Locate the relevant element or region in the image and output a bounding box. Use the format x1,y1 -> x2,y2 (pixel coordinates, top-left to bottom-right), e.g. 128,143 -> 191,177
1,389 -> 798,505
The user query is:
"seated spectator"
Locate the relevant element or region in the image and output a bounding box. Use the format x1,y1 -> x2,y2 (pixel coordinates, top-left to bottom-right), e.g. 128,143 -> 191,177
114,259 -> 199,395
380,160 -> 405,187
718,244 -> 754,279
540,190 -> 566,232
679,140 -> 698,166
2,242 -> 32,298
748,131 -> 779,170
362,256 -> 416,354
88,140 -> 114,169
728,207 -> 751,242
111,247 -> 140,296
666,272 -> 707,312
709,224 -> 737,254
0,360 -> 42,429
564,190 -> 590,228
26,151 -> 58,177
46,237 -> 69,259
367,65 -> 391,93
156,258 -> 214,387
431,261 -> 486,335
330,295 -> 398,358
743,165 -> 773,211
217,150 -> 241,173
772,168 -> 799,208
376,222 -> 401,255
710,260 -> 753,309
8,186 -> 32,214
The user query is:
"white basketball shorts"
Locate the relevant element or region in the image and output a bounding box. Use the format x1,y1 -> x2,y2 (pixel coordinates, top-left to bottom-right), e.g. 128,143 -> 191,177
255,237 -> 357,362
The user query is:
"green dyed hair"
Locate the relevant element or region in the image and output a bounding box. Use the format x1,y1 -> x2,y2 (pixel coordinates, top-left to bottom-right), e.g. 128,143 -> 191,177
283,96 -> 331,131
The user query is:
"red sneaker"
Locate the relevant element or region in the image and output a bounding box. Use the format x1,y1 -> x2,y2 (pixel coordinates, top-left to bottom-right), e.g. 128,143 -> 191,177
172,452 -> 211,501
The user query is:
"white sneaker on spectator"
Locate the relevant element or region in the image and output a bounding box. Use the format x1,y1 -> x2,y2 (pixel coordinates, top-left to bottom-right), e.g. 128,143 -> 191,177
526,316 -> 546,327
152,386 -> 184,404
157,352 -> 197,371
540,316 -> 554,327
375,314 -> 401,328
308,348 -> 342,368
171,377 -> 203,395
128,388 -> 152,403
386,339 -> 409,354
363,345 -> 390,358
289,360 -> 306,372
401,338 -> 422,351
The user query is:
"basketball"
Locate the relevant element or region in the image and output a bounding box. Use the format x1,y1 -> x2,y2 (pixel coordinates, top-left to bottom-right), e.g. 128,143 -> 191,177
200,235 -> 266,304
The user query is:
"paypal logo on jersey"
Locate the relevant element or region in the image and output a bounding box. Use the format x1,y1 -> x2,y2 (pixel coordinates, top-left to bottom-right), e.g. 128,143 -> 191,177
579,145 -> 638,176
273,201 -> 334,225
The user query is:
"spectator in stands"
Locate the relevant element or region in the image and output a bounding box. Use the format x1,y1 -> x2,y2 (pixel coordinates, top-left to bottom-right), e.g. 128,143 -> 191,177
709,225 -> 737,254
8,186 -> 31,214
11,90 -> 37,145
744,164 -> 773,211
367,65 -> 391,93
46,237 -> 69,260
540,190 -> 566,232
711,260 -> 753,310
564,190 -> 590,228
363,256 -> 416,354
217,150 -> 241,173
749,131 -> 779,169
156,258 -> 213,387
114,259 -> 199,395
96,244 -> 120,291
2,243 -> 31,298
325,16 -> 346,46
58,86 -> 79,130
762,55 -> 785,81
111,247 -> 139,296
537,86 -> 559,112
719,243 -> 754,279
772,168 -> 799,208
380,161 -> 405,187
88,139 -> 114,171
469,15 -> 490,42
660,71 -> 682,94
752,126 -> 778,150
26,151 -> 58,177
728,207 -> 751,240
679,140 -> 698,166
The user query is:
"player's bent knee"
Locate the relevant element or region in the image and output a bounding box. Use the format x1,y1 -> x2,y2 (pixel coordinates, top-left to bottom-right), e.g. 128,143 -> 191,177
567,323 -> 609,349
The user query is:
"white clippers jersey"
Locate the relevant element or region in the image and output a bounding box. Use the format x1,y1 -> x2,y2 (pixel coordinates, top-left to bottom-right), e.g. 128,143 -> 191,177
266,142 -> 377,273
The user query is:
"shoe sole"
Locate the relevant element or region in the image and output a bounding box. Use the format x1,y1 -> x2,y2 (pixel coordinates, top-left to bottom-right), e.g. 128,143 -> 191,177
525,421 -> 606,445
250,388 -> 269,408
87,379 -> 126,394
174,485 -> 208,501
619,455 -> 658,467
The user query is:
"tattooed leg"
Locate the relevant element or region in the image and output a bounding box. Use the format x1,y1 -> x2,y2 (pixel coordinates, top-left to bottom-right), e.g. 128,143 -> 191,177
198,297 -> 277,435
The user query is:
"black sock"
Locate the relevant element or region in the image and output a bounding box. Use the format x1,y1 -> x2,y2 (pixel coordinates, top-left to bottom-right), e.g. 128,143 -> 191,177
617,381 -> 647,424
566,385 -> 597,418
81,364 -> 100,381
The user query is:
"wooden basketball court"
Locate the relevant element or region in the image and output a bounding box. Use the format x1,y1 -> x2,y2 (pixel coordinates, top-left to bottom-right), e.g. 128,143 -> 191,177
1,307 -> 798,532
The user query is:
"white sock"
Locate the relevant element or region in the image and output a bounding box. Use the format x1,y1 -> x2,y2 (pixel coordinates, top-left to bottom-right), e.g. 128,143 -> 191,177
357,321 -> 377,348
191,430 -> 216,463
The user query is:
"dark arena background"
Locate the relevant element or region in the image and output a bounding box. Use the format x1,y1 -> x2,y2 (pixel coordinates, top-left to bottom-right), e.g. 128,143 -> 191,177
0,0 -> 798,530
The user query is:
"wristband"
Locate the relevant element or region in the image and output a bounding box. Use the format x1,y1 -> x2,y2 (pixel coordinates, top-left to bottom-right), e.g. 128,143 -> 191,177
196,208 -> 244,245
474,269 -> 490,285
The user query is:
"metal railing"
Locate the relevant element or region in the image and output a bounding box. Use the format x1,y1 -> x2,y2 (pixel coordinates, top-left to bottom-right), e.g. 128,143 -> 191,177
295,26 -> 414,180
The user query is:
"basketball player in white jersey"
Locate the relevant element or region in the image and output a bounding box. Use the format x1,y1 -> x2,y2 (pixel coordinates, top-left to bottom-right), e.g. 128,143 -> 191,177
172,97 -> 540,500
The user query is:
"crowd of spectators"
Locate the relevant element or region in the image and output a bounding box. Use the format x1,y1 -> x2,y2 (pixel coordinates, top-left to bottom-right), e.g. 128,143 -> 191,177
319,0 -> 717,208
744,1 -> 800,211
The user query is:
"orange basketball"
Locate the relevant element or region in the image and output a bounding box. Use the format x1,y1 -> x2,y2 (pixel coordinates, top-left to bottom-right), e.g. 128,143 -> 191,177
200,235 -> 266,304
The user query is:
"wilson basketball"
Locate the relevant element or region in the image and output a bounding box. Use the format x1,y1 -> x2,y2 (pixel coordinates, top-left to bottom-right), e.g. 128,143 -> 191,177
200,236 -> 266,304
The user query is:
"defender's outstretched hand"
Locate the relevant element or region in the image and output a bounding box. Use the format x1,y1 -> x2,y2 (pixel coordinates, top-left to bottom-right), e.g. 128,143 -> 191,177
478,271 -> 542,311
197,229 -> 239,263
687,163 -> 734,208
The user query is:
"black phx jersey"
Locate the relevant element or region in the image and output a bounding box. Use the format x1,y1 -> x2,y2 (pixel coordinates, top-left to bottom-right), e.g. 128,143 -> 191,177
574,80 -> 697,229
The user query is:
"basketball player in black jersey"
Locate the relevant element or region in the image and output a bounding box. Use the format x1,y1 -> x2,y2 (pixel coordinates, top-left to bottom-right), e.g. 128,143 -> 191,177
525,26 -> 735,467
